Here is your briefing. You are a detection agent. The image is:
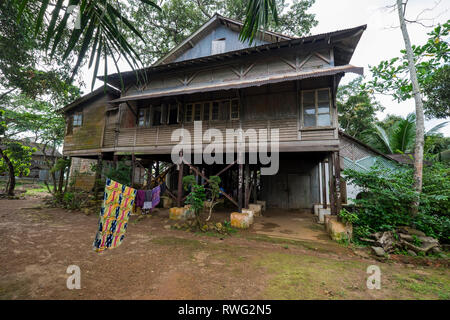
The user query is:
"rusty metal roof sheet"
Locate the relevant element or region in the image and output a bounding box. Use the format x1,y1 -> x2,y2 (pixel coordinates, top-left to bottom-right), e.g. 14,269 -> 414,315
110,64 -> 363,103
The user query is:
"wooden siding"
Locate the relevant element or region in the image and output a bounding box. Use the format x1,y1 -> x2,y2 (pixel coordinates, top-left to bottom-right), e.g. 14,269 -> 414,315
63,94 -> 113,153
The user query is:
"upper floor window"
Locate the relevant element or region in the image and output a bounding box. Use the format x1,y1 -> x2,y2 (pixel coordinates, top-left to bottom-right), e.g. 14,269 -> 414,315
302,88 -> 331,127
73,113 -> 83,127
184,98 -> 239,122
230,99 -> 239,120
211,38 -> 226,55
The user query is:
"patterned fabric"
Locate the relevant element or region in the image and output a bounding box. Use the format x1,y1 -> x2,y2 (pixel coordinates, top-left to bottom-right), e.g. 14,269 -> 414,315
151,185 -> 161,212
93,178 -> 137,253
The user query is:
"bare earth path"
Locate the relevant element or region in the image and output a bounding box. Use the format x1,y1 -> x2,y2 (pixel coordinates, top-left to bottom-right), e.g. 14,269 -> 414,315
0,198 -> 449,300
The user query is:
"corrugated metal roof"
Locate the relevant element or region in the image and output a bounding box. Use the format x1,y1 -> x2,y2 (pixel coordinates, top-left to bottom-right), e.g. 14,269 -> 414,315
110,65 -> 363,103
60,85 -> 120,114
99,24 -> 367,88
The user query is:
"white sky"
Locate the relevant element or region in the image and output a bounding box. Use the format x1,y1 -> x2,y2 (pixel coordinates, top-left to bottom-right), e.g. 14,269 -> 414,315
80,0 -> 450,136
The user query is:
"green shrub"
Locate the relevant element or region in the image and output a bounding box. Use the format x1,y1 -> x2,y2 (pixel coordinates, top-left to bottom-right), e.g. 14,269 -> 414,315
343,161 -> 450,243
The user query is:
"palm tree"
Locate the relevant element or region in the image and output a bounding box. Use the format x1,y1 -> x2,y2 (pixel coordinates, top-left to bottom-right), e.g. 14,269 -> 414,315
14,0 -> 160,88
363,112 -> 448,154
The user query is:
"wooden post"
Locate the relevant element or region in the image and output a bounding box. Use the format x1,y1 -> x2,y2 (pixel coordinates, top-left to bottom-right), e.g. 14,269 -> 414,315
321,161 -> 327,209
177,151 -> 184,207
147,159 -> 153,189
328,153 -> 336,215
113,154 -> 118,169
252,168 -> 258,202
334,151 -> 342,215
238,163 -> 243,213
131,154 -> 136,186
92,153 -> 103,197
244,163 -> 250,208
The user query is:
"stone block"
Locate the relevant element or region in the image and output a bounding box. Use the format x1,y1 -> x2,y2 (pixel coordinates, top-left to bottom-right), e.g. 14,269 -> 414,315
318,208 -> 331,223
248,204 -> 262,217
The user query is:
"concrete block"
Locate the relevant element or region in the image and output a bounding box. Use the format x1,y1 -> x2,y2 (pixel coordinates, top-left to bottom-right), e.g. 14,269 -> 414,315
242,209 -> 254,225
169,207 -> 194,220
318,208 -> 331,223
326,215 -> 353,242
256,200 -> 266,212
231,212 -> 252,229
248,204 -> 262,217
313,204 -> 323,216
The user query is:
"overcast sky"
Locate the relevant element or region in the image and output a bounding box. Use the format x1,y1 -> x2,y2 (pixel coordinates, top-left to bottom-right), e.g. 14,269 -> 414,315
81,0 -> 450,136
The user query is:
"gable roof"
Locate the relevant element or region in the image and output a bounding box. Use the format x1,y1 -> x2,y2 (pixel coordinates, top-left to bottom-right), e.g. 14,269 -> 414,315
100,24 -> 367,89
60,85 -> 120,113
339,130 -> 399,163
154,13 -> 295,66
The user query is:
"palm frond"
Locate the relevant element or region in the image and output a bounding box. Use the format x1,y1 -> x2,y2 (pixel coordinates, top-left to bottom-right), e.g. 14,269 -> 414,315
390,113 -> 416,153
239,0 -> 278,45
14,0 -> 161,88
426,121 -> 449,136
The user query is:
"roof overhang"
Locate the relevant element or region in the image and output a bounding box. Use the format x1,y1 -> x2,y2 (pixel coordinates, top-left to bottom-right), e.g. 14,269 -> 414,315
60,85 -> 120,114
99,24 -> 367,89
110,65 -> 363,103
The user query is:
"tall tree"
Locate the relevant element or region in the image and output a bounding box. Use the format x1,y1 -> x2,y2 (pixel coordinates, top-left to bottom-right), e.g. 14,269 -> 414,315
396,0 -> 426,215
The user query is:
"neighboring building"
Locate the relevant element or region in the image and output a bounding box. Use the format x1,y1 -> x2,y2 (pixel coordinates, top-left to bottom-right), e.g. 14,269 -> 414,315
0,139 -> 62,181
61,14 -> 380,214
339,131 -> 399,202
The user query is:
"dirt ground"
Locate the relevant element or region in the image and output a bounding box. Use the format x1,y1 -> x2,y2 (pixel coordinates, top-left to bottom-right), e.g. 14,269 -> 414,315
0,196 -> 449,300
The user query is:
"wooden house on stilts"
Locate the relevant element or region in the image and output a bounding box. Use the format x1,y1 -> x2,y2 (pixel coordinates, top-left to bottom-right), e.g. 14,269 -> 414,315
62,14 -> 371,216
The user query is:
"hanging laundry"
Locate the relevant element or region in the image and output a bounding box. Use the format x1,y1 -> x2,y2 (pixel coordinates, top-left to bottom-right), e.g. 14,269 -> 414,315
142,189 -> 153,212
151,185 -> 161,211
93,178 -> 137,253
135,189 -> 146,208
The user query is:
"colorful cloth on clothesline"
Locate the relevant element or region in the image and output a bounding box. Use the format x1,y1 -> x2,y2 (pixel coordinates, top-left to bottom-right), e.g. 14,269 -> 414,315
135,189 -> 146,208
93,178 -> 137,253
151,185 -> 161,211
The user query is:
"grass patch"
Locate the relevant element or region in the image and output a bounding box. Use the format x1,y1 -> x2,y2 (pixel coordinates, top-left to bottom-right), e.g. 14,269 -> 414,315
254,252 -> 367,299
393,271 -> 450,300
24,186 -> 50,196
244,234 -> 337,254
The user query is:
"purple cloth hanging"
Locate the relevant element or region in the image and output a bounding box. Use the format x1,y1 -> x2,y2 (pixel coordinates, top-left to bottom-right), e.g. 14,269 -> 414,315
151,185 -> 161,211
135,189 -> 146,208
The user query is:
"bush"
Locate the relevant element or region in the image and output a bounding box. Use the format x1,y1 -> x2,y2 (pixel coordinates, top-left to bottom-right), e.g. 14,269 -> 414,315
343,161 -> 450,244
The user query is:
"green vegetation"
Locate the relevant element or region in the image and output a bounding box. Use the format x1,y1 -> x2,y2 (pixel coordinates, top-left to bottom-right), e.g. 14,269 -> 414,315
344,162 -> 450,244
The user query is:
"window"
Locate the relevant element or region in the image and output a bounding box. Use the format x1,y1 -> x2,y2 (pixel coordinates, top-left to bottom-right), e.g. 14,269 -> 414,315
167,104 -> 179,125
138,107 -> 150,127
211,38 -> 226,55
185,104 -> 193,122
152,105 -> 162,126
203,102 -> 210,121
302,88 -> 331,127
138,108 -> 146,127
194,103 -> 202,121
73,113 -> 82,127
211,102 -> 220,120
183,98 -> 239,122
230,99 -> 239,120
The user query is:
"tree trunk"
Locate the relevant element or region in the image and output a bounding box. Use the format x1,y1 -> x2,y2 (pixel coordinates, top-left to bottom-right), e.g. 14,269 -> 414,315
0,147 -> 15,196
396,0 -> 425,216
